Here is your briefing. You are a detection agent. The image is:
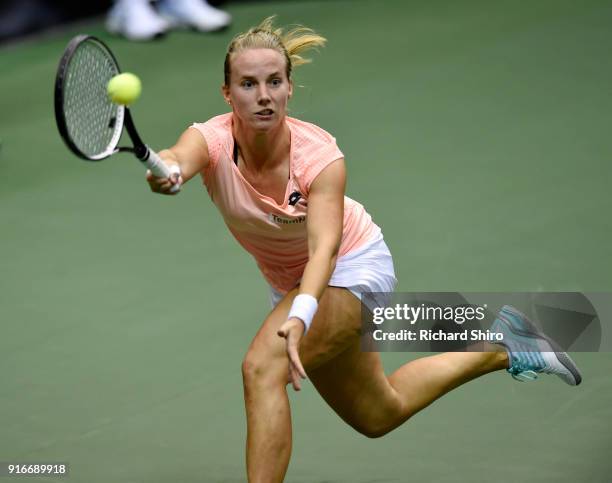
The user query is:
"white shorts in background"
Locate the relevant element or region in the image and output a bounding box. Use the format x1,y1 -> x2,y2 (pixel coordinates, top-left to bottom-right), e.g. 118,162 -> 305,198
268,232 -> 397,313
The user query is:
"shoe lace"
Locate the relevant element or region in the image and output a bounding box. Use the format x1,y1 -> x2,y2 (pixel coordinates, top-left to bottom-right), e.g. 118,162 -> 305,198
507,359 -> 539,382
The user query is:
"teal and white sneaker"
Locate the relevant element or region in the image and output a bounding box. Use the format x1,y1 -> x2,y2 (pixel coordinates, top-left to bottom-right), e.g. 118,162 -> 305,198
490,305 -> 582,386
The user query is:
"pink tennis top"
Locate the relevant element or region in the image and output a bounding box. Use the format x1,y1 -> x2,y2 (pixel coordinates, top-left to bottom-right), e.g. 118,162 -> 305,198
191,113 -> 380,293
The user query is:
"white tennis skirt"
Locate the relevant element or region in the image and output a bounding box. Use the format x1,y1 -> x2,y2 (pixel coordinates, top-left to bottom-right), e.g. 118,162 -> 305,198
269,231 -> 397,312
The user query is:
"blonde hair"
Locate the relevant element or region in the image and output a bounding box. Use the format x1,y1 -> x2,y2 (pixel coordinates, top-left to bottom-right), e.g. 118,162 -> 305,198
223,16 -> 326,86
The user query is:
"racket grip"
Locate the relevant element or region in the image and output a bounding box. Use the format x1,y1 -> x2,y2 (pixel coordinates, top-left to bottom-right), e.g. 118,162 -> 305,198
143,147 -> 181,193
144,148 -> 171,177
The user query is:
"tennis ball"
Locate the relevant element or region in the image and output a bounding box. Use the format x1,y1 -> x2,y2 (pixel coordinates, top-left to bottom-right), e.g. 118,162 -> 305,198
107,72 -> 142,105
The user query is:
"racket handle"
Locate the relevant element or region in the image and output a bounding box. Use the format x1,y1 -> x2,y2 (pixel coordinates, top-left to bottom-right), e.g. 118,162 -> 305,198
143,148 -> 171,177
142,147 -> 181,193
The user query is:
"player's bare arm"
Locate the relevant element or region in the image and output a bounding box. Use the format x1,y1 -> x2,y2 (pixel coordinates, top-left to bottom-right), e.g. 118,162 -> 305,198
301,158 -> 346,299
148,128 -> 210,194
277,158 -> 346,389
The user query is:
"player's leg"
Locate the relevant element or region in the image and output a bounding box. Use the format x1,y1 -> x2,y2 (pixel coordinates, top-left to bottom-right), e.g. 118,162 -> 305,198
306,289 -> 509,437
309,338 -> 508,437
311,291 -> 583,437
241,292 -> 293,483
242,286 -> 508,481
241,286 -> 369,483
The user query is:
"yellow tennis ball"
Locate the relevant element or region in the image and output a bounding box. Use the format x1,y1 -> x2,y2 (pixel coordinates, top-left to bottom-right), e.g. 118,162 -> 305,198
107,72 -> 142,105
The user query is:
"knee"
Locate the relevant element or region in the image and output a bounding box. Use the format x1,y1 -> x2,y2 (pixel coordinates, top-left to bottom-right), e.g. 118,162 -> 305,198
351,405 -> 410,439
241,349 -> 286,390
353,420 -> 394,439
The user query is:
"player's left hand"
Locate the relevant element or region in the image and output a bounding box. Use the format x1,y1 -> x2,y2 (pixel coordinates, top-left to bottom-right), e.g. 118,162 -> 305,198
277,317 -> 307,391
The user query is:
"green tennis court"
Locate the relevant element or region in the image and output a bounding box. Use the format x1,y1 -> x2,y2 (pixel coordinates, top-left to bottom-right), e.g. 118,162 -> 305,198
1,0 -> 611,481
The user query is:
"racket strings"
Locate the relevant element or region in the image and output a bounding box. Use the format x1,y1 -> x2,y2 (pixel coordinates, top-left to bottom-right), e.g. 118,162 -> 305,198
63,41 -> 123,158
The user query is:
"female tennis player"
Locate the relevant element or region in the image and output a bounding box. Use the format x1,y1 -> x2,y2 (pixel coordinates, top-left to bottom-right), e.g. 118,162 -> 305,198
146,17 -> 582,483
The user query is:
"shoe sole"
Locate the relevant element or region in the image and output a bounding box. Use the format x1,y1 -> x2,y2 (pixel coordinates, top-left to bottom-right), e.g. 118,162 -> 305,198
106,29 -> 167,41
161,20 -> 231,33
499,305 -> 582,386
190,24 -> 230,33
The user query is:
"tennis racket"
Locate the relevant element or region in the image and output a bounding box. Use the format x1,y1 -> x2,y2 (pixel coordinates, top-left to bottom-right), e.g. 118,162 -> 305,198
54,34 -> 178,190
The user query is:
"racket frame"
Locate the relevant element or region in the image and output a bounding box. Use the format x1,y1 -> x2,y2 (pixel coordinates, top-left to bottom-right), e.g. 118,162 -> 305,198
54,34 -> 169,173
54,34 -> 127,161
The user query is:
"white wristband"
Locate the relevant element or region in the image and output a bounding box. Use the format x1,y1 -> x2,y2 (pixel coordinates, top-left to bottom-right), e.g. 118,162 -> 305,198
288,294 -> 318,333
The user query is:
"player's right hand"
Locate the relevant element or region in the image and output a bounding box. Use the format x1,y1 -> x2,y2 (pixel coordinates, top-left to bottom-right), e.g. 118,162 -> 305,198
146,169 -> 182,195
278,317 -> 307,391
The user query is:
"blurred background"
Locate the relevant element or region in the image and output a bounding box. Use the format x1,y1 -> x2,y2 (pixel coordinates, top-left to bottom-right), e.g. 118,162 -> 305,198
0,0 -> 232,42
1,1 -> 611,482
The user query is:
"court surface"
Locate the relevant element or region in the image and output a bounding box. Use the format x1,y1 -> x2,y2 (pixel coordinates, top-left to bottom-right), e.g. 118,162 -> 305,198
1,0 -> 611,481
